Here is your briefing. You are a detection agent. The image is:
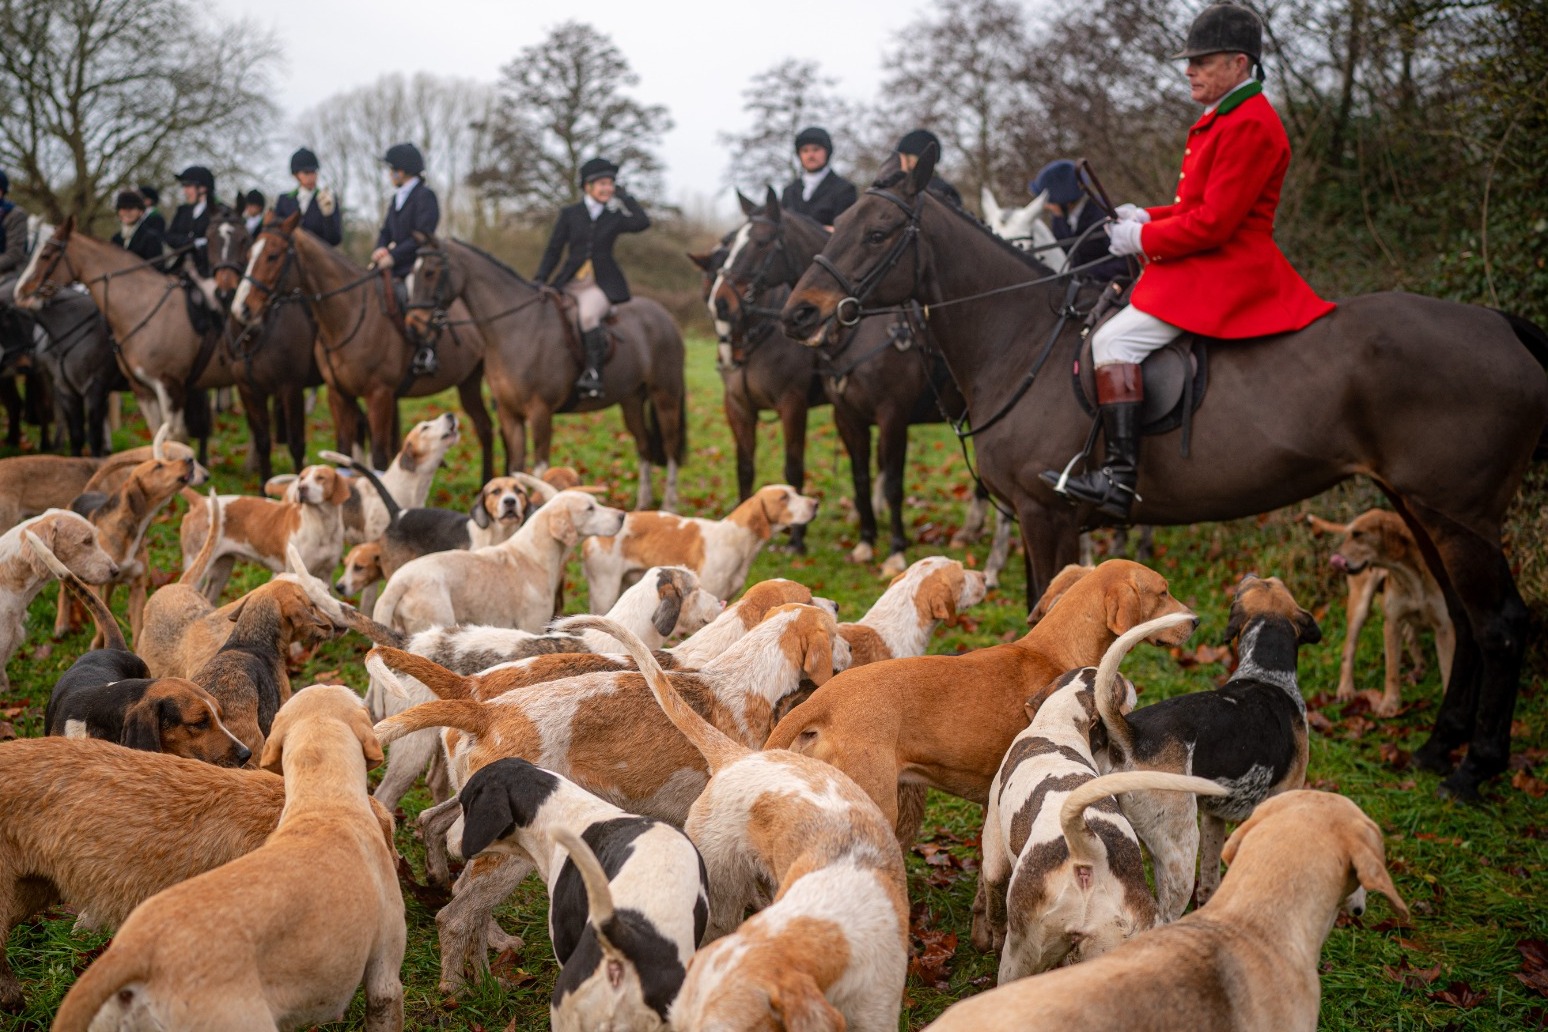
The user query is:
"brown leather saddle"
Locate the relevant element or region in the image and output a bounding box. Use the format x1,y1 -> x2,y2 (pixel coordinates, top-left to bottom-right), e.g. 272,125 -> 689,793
1074,328 -> 1209,456
552,291 -> 620,369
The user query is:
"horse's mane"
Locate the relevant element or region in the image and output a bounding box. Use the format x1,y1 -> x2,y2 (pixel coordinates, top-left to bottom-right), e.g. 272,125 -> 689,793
452,238 -> 535,287
870,169 -> 1056,277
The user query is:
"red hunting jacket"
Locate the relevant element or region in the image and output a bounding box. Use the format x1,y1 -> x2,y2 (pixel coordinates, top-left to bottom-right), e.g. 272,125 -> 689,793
1133,82 -> 1335,339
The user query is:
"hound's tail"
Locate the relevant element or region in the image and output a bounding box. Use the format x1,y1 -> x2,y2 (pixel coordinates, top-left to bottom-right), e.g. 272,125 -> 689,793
320,449 -> 401,522
292,561 -> 405,648
24,531 -> 127,652
50,947 -> 154,1032
368,646 -> 473,700
178,488 -> 222,588
553,827 -> 626,960
1059,771 -> 1229,867
370,694 -> 493,746
1091,611 -> 1196,759
511,471 -> 558,505
557,614 -> 747,773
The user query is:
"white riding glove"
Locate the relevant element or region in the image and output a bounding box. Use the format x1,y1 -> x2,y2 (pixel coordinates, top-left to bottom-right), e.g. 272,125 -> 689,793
1114,203 -> 1151,224
1106,220 -> 1144,257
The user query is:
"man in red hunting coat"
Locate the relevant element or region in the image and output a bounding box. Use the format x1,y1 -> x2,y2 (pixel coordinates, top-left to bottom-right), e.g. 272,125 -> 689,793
1043,3 -> 1335,520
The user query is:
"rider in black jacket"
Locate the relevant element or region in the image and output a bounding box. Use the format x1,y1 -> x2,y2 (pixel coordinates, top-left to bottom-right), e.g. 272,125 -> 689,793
273,147 -> 343,246
779,127 -> 857,229
110,190 -> 165,263
370,142 -> 440,375
164,166 -> 223,276
534,157 -> 651,398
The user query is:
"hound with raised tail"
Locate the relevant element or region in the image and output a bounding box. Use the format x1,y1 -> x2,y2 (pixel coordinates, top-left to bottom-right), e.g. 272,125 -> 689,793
1095,574 -> 1323,915
0,509 -> 118,690
457,758 -> 708,1030
838,555 -> 987,665
179,462 -> 353,602
581,483 -> 819,612
52,686 -> 405,1032
923,790 -> 1408,1032
973,612 -> 1228,979
368,602 -> 849,991
587,615 -> 908,1032
372,489 -> 626,634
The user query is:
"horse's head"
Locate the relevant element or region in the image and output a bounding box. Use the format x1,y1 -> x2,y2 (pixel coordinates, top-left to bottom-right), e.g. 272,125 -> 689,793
14,214 -> 79,309
687,245 -> 727,304
711,186 -> 801,345
982,186 -> 1055,255
405,232 -> 458,340
233,210 -> 299,325
781,150 -> 936,348
208,212 -> 253,305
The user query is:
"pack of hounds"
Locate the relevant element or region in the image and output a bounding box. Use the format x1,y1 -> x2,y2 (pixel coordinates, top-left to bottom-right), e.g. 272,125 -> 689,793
0,412 -> 1424,1031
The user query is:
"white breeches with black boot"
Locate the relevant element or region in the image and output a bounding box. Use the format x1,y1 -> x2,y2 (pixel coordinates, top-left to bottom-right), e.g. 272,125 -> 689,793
567,278 -> 611,397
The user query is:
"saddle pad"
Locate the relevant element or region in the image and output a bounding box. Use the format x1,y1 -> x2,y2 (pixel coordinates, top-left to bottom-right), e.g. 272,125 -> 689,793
1075,334 -> 1209,436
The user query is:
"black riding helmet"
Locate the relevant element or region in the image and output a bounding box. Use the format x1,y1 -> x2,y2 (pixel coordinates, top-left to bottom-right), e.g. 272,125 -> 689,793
177,165 -> 215,193
114,189 -> 145,212
1175,3 -> 1263,63
895,129 -> 941,157
794,126 -> 833,157
290,147 -> 320,174
243,189 -> 265,211
382,143 -> 425,176
579,157 -> 620,188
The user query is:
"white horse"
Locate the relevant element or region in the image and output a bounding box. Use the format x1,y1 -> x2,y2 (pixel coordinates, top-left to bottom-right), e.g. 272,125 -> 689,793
980,186 -> 1069,272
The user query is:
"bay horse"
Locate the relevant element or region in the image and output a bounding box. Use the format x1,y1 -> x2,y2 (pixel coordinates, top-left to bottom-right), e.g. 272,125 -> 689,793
205,210 -> 322,480
698,204 -> 827,552
1,269 -> 116,456
716,188 -> 1010,577
232,211 -> 495,481
781,152 -> 1548,801
404,235 -> 685,509
15,216 -> 270,463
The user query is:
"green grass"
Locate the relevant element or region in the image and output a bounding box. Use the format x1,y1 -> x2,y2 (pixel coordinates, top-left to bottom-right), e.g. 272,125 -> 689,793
2,335 -> 1545,1030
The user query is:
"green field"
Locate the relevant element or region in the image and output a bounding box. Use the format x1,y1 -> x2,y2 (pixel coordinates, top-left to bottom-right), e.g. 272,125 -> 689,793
2,335 -> 1545,1030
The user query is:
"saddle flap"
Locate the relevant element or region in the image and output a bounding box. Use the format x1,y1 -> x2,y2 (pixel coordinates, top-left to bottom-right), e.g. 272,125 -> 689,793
1076,334 -> 1206,434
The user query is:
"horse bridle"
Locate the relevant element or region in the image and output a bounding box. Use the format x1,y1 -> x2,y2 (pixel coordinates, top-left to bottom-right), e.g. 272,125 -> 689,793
810,187 -> 923,328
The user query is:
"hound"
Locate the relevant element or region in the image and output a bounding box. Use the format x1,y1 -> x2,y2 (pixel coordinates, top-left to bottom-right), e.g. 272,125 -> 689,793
0,433 -> 205,534
581,483 -> 820,611
53,686 -> 405,1032
458,758 -> 708,1030
1094,574 -> 1323,915
765,559 -> 1197,847
179,462 -> 353,602
372,489 -> 626,634
973,614 -> 1227,979
368,602 -> 849,991
0,510 -> 118,690
1308,510 -> 1452,715
838,555 -> 987,665
595,617 -> 908,1032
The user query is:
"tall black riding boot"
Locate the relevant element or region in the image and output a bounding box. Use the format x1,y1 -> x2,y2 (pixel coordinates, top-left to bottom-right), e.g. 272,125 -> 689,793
1040,362 -> 1143,521
576,327 -> 607,397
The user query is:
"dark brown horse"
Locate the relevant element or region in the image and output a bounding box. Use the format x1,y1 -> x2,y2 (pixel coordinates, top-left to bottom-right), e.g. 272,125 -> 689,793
232,211 -> 495,481
206,210 -> 322,480
404,236 -> 686,509
717,189 -> 1008,575
782,154 -> 1548,800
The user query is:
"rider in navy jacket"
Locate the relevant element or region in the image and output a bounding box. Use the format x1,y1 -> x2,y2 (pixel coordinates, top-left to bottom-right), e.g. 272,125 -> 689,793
273,148 -> 343,246
1030,159 -> 1129,282
370,143 -> 440,375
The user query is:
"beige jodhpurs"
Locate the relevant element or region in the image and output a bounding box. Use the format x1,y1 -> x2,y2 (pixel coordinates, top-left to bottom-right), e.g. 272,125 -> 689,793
565,279 -> 611,332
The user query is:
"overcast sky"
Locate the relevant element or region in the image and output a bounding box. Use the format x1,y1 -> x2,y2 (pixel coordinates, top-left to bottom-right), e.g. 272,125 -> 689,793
217,0 -> 950,214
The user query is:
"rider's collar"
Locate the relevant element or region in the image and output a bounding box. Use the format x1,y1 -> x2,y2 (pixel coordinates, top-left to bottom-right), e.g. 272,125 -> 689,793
1193,79 -> 1262,129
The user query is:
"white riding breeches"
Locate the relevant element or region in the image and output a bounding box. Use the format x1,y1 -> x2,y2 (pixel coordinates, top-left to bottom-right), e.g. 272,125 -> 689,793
565,279 -> 611,332
1091,303 -> 1182,366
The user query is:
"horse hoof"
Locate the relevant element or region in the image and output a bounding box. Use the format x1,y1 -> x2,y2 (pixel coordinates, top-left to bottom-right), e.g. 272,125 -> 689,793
880,552 -> 908,576
850,542 -> 875,563
1436,771 -> 1484,805
1412,740 -> 1457,776
985,573 -> 1001,591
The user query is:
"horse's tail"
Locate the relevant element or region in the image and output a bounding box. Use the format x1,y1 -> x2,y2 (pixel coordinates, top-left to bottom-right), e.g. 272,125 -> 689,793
320,449 -> 400,522
1501,311 -> 1548,460
643,394 -> 668,467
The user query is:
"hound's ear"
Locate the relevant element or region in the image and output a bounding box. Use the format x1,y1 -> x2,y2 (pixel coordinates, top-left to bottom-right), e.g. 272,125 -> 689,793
1221,598 -> 1248,647
546,503 -> 578,547
119,698 -> 163,752
1022,676 -> 1064,720
1104,579 -> 1144,636
259,709 -> 289,773
1220,807 -> 1268,866
326,468 -> 351,506
1350,824 -> 1410,922
800,622 -> 835,687
352,705 -> 385,770
737,189 -> 758,217
226,597 -> 249,623
460,780 -> 516,858
764,184 -> 782,222
906,141 -> 939,199
470,484 -> 493,528
1295,605 -> 1323,646
652,579 -> 685,637
926,573 -> 958,621
770,971 -> 845,1032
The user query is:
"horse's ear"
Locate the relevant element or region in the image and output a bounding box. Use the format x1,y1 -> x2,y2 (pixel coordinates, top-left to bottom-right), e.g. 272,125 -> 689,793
280,210 -> 302,233
59,214 -> 76,237
906,142 -> 939,199
980,186 -> 1002,223
412,230 -> 429,245
763,184 -> 781,221
685,250 -> 714,272
737,190 -> 757,217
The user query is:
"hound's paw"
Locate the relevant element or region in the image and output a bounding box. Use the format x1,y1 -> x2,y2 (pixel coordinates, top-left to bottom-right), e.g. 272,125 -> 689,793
849,541 -> 875,563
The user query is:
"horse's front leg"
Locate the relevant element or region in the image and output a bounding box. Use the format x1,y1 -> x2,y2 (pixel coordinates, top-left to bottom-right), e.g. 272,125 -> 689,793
236,384 -> 273,484
363,387 -> 398,471
1016,496 -> 1083,607
723,376 -> 758,503
616,394 -> 654,510
877,408 -> 911,575
778,395 -> 811,554
456,370 -> 495,483
833,403 -> 876,563
528,401 -> 555,476
279,383 -> 307,473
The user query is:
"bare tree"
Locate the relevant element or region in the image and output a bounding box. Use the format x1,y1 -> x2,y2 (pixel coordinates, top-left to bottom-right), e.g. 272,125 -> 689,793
0,0 -> 279,225
469,21 -> 672,220
292,72 -> 496,240
719,58 -> 860,194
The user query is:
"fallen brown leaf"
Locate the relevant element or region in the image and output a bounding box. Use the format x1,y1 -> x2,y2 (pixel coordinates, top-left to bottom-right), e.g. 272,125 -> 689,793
1382,956 -> 1444,989
1513,769 -> 1548,798
1379,743 -> 1412,770
1428,981 -> 1488,1008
